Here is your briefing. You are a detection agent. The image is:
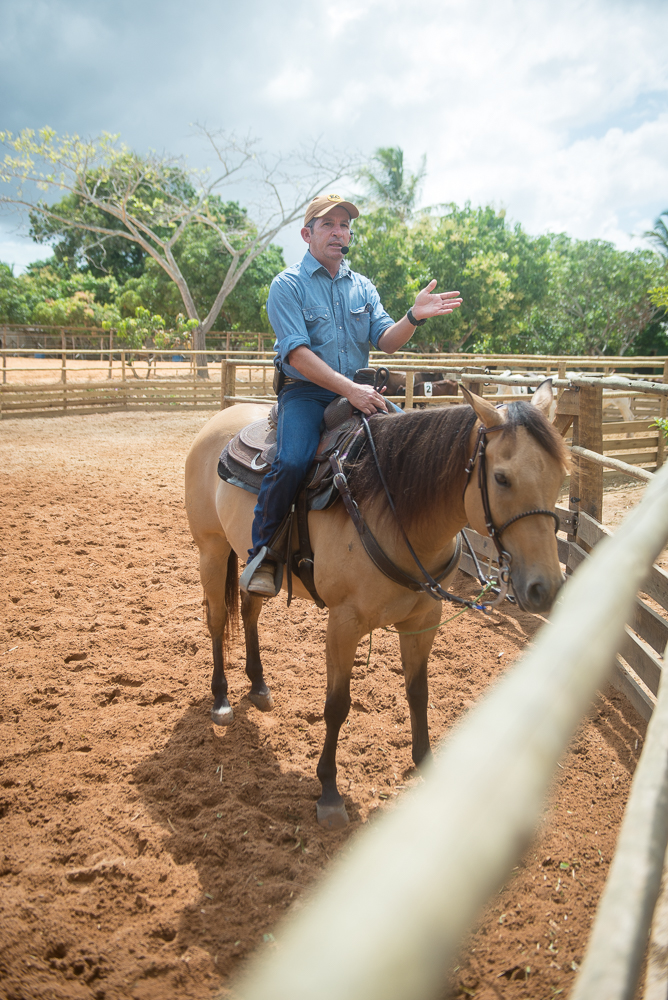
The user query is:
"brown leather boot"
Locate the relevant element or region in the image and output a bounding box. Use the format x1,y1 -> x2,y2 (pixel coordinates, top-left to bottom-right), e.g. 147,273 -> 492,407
246,561 -> 278,597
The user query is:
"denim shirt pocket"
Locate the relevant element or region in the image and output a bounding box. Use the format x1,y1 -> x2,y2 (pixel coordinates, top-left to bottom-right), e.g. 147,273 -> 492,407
350,303 -> 371,344
302,305 -> 333,347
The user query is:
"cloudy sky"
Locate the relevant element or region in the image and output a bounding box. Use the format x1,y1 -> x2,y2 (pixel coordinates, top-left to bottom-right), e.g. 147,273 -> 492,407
1,0 -> 667,270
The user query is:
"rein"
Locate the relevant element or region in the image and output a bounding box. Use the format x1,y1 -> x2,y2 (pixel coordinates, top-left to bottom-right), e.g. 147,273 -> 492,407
331,415 -> 560,612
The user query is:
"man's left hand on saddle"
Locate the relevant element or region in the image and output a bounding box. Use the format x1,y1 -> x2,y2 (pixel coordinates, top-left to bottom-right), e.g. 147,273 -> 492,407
343,381 -> 387,416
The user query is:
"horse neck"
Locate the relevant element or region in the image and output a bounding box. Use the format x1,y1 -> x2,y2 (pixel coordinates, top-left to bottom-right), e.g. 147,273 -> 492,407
365,463 -> 469,573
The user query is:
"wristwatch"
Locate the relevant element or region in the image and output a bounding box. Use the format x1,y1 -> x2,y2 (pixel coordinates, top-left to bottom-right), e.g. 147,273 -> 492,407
406,308 -> 426,327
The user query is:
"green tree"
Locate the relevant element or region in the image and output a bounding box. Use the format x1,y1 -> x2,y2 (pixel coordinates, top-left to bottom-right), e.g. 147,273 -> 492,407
0,258 -> 121,326
0,127 -> 358,372
356,147 -> 426,221
0,263 -> 33,323
117,215 -> 285,333
353,202 -> 549,352
29,189 -> 147,281
521,237 -> 666,356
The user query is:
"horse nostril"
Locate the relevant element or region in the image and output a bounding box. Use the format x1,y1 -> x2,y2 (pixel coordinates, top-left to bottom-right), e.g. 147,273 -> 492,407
527,580 -> 548,610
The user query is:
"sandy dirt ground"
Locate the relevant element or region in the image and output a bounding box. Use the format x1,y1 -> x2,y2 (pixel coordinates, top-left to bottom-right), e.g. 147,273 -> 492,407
0,409 -> 654,1000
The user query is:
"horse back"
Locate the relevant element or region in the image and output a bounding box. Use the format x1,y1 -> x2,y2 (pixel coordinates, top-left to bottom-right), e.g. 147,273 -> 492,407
185,404 -> 271,542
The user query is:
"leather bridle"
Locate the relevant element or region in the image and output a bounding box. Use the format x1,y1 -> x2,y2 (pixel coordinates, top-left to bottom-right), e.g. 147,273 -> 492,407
463,423 -> 560,586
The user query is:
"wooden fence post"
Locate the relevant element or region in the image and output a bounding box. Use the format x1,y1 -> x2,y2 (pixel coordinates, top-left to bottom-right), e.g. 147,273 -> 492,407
405,371 -> 414,409
221,361 -> 236,408
656,360 -> 668,469
225,361 -> 237,406
121,350 -> 126,408
572,384 -> 603,523
61,333 -> 67,411
108,329 -> 113,379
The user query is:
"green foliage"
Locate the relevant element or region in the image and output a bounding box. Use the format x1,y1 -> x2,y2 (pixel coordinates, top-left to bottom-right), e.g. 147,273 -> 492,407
0,262 -> 34,323
354,203 -> 549,352
517,237 -> 666,356
649,285 -> 668,309
0,260 -> 121,326
29,189 -> 146,282
32,290 -> 119,328
653,417 -> 668,442
117,229 -> 284,331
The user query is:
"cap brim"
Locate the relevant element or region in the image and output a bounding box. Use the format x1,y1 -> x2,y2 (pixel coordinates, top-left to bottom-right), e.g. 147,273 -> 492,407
311,200 -> 359,221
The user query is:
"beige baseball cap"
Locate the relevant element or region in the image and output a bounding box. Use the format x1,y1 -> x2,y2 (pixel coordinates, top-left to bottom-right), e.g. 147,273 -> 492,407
304,193 -> 360,226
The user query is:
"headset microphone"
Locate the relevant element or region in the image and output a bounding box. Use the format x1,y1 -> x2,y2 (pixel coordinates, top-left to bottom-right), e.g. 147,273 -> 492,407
340,245 -> 350,255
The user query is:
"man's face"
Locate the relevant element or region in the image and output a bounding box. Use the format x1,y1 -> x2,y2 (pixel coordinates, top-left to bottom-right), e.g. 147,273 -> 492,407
301,206 -> 352,267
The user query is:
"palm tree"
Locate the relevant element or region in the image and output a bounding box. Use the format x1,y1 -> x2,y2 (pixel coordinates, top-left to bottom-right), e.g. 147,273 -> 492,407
645,210 -> 668,255
356,147 -> 426,222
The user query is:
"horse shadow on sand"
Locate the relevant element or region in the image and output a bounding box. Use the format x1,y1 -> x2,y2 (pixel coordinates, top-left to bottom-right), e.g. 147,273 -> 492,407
131,694 -> 360,985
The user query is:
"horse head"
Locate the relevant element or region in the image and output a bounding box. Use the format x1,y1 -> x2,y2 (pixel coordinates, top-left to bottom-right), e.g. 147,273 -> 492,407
462,381 -> 570,614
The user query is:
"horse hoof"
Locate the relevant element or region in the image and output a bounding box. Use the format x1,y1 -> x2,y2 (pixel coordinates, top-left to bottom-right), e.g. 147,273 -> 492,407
248,690 -> 274,712
316,801 -> 349,830
211,705 -> 234,726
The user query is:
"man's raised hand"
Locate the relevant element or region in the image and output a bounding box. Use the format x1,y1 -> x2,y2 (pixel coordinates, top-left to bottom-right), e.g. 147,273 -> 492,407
412,280 -> 462,321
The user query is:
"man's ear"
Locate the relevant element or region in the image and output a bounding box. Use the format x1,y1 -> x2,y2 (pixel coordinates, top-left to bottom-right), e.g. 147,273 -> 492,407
301,226 -> 312,245
461,385 -> 504,427
531,378 -> 554,416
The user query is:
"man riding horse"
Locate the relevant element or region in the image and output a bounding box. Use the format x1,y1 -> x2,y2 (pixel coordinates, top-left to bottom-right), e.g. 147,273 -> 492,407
243,193 -> 463,596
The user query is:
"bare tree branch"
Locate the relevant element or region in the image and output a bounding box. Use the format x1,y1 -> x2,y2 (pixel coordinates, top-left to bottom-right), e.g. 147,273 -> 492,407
0,127 -> 361,371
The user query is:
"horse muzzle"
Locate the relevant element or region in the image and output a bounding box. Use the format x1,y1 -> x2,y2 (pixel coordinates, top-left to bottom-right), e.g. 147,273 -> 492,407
511,567 -> 564,614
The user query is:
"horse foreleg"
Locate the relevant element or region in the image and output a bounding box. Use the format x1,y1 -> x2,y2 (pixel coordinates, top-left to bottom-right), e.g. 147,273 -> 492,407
316,614 -> 361,830
399,624 -> 438,768
200,540 -> 234,726
241,591 -> 274,712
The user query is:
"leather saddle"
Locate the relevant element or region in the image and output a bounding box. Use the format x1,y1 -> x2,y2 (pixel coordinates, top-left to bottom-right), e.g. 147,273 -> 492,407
217,395 -> 365,511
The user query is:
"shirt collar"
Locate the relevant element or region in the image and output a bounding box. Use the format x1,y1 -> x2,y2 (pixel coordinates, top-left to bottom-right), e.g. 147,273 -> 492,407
302,249 -> 351,280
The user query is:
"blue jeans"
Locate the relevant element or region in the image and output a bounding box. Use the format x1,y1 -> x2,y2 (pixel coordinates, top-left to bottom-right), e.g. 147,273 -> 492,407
249,382 -> 338,558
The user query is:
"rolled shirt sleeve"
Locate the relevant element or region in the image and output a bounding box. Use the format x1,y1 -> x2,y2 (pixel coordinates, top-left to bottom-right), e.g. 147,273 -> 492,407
266,273 -> 312,366
366,283 -> 394,349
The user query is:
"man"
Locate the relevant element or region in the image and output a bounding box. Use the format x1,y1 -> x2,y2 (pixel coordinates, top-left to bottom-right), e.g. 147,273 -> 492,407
243,193 -> 462,596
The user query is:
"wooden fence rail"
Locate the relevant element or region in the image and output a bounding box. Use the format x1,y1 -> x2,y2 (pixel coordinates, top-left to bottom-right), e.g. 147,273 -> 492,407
231,462 -> 668,1000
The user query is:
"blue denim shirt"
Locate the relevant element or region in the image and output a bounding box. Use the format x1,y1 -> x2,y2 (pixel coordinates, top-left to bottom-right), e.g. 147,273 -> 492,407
266,250 -> 395,381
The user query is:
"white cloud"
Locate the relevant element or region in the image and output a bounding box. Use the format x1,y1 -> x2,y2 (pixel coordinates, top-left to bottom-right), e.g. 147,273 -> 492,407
1,0 -> 667,267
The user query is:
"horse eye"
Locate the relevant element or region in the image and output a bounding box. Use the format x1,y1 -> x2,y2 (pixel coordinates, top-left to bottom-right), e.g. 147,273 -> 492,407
495,472 -> 510,487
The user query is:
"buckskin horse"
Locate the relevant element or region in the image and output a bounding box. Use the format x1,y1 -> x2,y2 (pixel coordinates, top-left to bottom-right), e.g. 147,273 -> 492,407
184,381 -> 569,829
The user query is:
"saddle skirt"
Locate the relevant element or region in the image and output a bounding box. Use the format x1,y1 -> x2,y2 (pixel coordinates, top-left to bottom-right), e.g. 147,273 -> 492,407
218,396 -> 365,511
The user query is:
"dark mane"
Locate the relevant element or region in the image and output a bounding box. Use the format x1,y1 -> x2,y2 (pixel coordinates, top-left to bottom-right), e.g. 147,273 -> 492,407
347,400 -> 569,529
347,405 -> 477,529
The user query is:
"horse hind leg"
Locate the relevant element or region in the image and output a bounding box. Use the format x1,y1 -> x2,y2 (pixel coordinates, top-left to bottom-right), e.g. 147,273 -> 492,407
201,541 -> 238,726
241,591 -> 274,712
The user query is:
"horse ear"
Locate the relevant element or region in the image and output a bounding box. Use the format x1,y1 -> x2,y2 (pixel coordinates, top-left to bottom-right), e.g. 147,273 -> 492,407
531,378 -> 554,416
461,385 -> 504,426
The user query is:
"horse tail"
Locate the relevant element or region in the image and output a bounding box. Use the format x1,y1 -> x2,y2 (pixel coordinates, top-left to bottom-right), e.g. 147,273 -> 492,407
224,548 -> 239,649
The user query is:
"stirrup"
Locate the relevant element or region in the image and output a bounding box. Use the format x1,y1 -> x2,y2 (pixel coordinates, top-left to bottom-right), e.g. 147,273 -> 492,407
240,546 -> 284,597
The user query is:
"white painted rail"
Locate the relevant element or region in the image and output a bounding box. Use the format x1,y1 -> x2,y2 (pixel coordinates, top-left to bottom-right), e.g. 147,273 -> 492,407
231,461 -> 668,1000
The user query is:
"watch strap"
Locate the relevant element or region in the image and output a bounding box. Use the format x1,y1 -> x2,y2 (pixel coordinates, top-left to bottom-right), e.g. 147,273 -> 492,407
406,307 -> 426,327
